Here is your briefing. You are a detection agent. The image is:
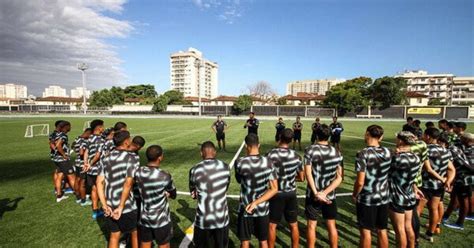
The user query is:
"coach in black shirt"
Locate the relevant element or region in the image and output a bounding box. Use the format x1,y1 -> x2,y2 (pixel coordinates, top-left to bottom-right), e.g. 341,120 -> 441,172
244,112 -> 259,135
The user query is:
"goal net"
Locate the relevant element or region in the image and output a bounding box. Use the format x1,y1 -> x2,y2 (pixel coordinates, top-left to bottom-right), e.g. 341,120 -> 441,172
24,124 -> 50,138
83,120 -> 91,130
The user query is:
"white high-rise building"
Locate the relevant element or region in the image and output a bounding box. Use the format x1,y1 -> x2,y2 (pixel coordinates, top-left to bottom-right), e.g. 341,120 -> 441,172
70,87 -> 91,98
286,79 -> 344,96
0,83 -> 28,99
452,77 -> 474,105
397,70 -> 454,104
42,85 -> 68,98
170,47 -> 218,99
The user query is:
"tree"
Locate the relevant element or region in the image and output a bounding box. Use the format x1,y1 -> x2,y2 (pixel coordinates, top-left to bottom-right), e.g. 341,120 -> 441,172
428,98 -> 446,106
367,76 -> 407,109
232,95 -> 253,115
247,81 -> 275,102
152,95 -> 169,112
277,97 -> 287,105
323,77 -> 372,116
110,86 -> 125,104
163,90 -> 188,105
124,84 -> 157,98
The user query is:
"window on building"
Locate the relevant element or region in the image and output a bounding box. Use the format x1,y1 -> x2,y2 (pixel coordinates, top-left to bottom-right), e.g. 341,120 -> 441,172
417,98 -> 422,104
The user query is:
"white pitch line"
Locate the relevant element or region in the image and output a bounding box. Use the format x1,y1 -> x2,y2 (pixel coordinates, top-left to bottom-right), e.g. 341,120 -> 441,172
229,140 -> 246,169
176,191 -> 352,199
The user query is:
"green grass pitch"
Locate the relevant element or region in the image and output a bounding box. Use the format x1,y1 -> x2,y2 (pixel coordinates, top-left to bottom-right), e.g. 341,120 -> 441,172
0,116 -> 473,247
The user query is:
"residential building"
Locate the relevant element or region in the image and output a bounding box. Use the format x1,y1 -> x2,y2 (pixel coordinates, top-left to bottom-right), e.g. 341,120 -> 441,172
42,85 -> 68,98
452,77 -> 474,105
406,91 -> 429,106
210,95 -> 238,106
0,83 -> 28,99
70,87 -> 91,98
184,96 -> 210,106
281,92 -> 326,106
397,70 -> 454,104
35,96 -> 82,106
286,79 -> 344,96
170,47 -> 218,99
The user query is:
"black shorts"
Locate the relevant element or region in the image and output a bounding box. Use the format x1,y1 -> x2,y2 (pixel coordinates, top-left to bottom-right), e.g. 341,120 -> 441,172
216,132 -> 225,141
106,211 -> 138,233
86,175 -> 97,189
311,133 -> 317,144
421,188 -> 445,200
139,223 -> 172,245
54,161 -> 74,175
74,166 -> 86,179
237,212 -> 269,241
293,132 -> 301,141
389,202 -> 415,214
269,191 -> 298,224
453,184 -> 472,198
330,135 -> 341,144
305,197 -> 338,220
356,203 -> 388,230
275,133 -> 281,142
193,226 -> 229,248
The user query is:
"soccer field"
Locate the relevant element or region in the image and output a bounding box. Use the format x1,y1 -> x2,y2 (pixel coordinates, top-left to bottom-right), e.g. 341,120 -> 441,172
0,116 -> 473,248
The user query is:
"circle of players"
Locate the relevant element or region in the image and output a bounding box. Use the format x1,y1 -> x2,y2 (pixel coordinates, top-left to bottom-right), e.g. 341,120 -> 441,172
48,113 -> 473,248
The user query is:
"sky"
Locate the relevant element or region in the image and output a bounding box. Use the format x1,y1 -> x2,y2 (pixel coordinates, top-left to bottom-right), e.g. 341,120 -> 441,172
0,0 -> 473,96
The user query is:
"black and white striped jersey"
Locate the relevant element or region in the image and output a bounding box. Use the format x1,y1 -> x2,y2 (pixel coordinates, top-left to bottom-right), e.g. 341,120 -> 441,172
462,145 -> 474,186
73,136 -> 87,167
389,152 -> 420,207
234,155 -> 278,217
103,139 -> 115,157
189,159 -> 230,229
49,130 -> 60,159
355,146 -> 392,206
135,165 -> 176,228
267,148 -> 302,193
450,144 -> 474,186
304,144 -> 343,201
99,149 -> 139,214
422,144 -> 453,190
51,132 -> 70,162
86,134 -> 105,176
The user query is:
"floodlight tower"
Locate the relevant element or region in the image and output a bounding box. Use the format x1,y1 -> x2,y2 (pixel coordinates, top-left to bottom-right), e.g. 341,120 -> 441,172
77,63 -> 89,114
194,59 -> 204,116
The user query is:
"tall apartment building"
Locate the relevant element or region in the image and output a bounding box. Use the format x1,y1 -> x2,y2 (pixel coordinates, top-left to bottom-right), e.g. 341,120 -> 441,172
170,47 -> 218,99
42,85 -> 68,98
397,70 -> 454,104
286,79 -> 344,96
0,83 -> 28,99
452,77 -> 474,105
70,87 -> 91,98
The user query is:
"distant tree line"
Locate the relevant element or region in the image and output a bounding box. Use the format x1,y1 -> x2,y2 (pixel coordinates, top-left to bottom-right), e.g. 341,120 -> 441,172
88,76 -> 408,114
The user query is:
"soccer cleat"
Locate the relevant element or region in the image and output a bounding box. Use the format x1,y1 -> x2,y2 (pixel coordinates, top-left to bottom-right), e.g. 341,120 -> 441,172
56,195 -> 69,203
64,188 -> 74,194
444,223 -> 464,230
75,199 -> 82,204
421,234 -> 434,243
80,199 -> 92,206
441,218 -> 448,224
465,215 -> 474,221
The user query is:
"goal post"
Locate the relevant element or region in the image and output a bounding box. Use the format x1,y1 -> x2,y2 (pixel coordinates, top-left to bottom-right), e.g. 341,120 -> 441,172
24,124 -> 50,138
83,120 -> 91,130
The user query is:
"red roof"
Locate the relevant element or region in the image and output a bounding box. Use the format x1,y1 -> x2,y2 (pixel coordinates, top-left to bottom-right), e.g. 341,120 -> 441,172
282,93 -> 325,101
124,98 -> 142,102
212,95 -> 238,101
406,91 -> 428,98
36,97 -> 83,103
184,96 -> 210,102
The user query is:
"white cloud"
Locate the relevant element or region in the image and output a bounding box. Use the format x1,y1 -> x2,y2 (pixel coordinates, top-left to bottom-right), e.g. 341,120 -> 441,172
0,0 -> 133,95
191,0 -> 244,24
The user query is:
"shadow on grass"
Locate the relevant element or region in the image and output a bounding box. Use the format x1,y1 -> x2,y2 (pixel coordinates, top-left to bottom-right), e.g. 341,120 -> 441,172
0,197 -> 24,220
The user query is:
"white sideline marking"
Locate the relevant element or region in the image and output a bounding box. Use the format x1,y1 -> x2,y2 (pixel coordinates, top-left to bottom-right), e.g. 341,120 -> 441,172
229,140 -> 246,169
